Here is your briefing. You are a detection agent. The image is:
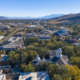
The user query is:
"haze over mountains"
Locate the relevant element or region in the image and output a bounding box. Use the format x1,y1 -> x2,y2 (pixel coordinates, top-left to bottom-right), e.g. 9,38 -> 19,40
0,14 -> 64,19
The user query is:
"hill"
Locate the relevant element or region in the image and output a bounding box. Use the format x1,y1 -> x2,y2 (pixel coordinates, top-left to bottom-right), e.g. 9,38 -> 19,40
47,13 -> 80,24
0,16 -> 7,20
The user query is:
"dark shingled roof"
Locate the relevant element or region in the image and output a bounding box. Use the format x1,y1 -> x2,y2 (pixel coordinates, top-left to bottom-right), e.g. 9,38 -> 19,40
51,56 -> 59,62
56,58 -> 67,65
62,55 -> 69,60
49,50 -> 56,57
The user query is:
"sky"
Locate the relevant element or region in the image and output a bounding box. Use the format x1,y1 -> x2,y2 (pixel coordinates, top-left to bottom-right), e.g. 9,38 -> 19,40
0,0 -> 80,17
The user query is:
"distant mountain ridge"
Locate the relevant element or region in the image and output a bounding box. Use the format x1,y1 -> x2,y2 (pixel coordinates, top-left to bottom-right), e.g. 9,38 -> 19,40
1,13 -> 80,24
0,16 -> 7,20
0,14 -> 64,19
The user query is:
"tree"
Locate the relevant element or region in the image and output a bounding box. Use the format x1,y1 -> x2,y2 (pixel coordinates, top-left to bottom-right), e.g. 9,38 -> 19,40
24,37 -> 40,45
40,62 -> 49,71
20,62 -> 35,72
0,50 -> 6,54
62,73 -> 72,80
20,51 -> 27,64
8,51 -> 15,58
62,46 -> 76,58
47,63 -> 57,78
51,74 -> 62,80
26,50 -> 38,64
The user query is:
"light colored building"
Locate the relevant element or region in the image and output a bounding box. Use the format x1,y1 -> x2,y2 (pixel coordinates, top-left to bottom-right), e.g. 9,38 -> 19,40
0,41 -> 24,51
56,27 -> 69,36
18,71 -> 50,80
0,74 -> 6,80
39,34 -> 50,40
3,26 -> 10,30
26,33 -> 37,38
17,23 -> 24,26
59,27 -> 67,33
0,37 -> 24,52
27,25 -> 40,28
8,37 -> 22,42
0,36 -> 4,41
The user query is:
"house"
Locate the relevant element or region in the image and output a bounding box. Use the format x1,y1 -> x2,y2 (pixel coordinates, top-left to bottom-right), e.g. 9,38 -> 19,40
0,41 -> 24,52
32,48 -> 69,68
26,33 -> 37,39
0,65 -> 11,73
73,42 -> 80,46
9,23 -> 17,28
0,74 -> 6,80
18,71 -> 50,80
67,39 -> 77,43
15,32 -> 24,37
3,26 -> 10,30
59,35 -> 66,39
38,34 -> 50,40
17,23 -> 24,26
27,25 -> 40,28
0,55 -> 8,65
0,37 -> 24,52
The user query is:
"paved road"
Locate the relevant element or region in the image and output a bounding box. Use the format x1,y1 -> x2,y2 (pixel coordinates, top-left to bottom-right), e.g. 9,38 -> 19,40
0,27 -> 24,45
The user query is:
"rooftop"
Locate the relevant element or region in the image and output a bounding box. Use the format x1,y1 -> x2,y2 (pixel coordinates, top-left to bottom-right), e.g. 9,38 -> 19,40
0,55 -> 8,61
0,36 -> 4,40
0,74 -> 5,80
8,37 -> 22,42
0,41 -> 24,48
19,71 -> 50,80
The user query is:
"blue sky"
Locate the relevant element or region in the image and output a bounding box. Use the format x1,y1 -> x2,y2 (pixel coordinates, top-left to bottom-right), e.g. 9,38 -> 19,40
0,0 -> 80,17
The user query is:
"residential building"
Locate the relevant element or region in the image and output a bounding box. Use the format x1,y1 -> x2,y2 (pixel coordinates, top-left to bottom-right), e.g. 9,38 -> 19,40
38,34 -> 50,40
0,37 -> 24,52
26,33 -> 37,38
18,71 -> 50,80
0,55 -> 8,65
73,42 -> 80,46
27,25 -> 40,28
15,32 -> 24,37
3,26 -> 10,30
67,39 -> 77,43
0,65 -> 11,73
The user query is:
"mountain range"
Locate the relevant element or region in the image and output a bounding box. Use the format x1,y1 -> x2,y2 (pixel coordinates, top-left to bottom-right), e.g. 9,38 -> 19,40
1,13 -> 80,24
0,14 -> 64,19
47,13 -> 80,24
